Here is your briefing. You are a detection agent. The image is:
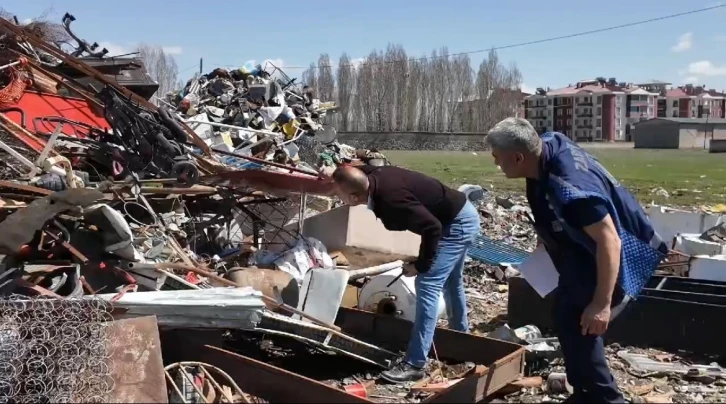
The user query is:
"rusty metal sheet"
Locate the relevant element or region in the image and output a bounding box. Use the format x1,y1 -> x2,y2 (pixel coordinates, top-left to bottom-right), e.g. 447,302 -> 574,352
161,307 -> 524,404
334,308 -> 526,403
160,329 -> 367,404
200,170 -> 335,196
107,316 -> 168,403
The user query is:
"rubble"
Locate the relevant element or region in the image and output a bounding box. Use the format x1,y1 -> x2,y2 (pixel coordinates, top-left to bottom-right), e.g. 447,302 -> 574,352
0,10 -> 527,404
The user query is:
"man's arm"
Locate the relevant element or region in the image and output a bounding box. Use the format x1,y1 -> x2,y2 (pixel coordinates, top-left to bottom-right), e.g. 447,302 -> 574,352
563,198 -> 622,335
392,194 -> 443,273
583,215 -> 622,306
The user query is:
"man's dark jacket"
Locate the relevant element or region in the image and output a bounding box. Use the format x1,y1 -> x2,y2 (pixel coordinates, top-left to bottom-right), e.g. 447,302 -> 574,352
357,165 -> 467,273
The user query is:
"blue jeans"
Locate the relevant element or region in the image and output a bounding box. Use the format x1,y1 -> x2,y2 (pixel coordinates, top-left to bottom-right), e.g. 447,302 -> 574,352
405,201 -> 480,368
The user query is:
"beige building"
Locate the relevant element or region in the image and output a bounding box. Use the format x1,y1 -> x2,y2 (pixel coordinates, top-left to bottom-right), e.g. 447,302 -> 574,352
633,117 -> 726,149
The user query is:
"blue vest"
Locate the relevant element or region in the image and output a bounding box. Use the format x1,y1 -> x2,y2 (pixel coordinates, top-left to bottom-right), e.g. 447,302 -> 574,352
528,132 -> 667,298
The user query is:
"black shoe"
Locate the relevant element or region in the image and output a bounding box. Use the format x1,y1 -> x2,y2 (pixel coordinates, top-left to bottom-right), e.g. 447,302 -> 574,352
380,362 -> 425,384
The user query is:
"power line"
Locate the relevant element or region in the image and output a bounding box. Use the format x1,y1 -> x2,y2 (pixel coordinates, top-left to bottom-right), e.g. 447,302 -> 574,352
233,4 -> 724,71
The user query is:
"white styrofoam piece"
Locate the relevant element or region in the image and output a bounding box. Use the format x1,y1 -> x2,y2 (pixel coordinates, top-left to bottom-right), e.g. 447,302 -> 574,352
295,268 -> 350,325
646,205 -> 723,247
358,267 -> 446,323
689,255 -> 726,282
674,233 -> 726,256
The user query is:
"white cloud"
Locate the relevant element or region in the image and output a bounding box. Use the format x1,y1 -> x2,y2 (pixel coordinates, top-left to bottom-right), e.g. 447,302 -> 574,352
349,57 -> 365,69
98,41 -> 183,57
520,83 -> 536,94
671,32 -> 693,52
98,41 -> 129,57
682,76 -> 699,84
21,18 -> 33,25
687,60 -> 726,76
162,46 -> 183,55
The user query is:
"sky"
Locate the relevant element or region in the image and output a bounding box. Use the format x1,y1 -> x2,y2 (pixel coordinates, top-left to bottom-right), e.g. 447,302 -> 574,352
4,0 -> 726,94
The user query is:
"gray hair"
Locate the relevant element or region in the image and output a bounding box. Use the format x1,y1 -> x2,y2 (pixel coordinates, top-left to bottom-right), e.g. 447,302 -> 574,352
485,117 -> 541,154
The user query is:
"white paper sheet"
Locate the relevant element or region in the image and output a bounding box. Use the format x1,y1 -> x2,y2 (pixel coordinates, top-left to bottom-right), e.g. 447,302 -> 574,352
517,245 -> 559,297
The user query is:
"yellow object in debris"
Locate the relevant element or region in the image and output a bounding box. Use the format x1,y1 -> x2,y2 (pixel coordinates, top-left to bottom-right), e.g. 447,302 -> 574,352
710,204 -> 726,213
282,120 -> 299,140
219,131 -> 233,148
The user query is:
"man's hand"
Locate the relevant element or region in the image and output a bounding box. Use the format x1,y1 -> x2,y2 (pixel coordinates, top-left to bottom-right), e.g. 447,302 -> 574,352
580,300 -> 611,336
402,263 -> 418,277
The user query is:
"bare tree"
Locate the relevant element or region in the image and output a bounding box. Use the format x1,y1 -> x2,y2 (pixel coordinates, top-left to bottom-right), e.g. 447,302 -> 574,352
301,63 -> 318,97
336,53 -> 355,131
316,54 -> 335,102
136,44 -> 180,105
302,45 -> 522,133
0,7 -> 70,51
474,49 -> 522,132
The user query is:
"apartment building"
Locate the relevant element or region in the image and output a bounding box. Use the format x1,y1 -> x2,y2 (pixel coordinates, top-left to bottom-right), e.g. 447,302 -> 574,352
522,79 -> 725,141
658,85 -> 726,119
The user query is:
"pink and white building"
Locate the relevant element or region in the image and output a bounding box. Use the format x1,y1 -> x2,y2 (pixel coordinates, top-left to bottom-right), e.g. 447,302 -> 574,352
524,80 -> 726,141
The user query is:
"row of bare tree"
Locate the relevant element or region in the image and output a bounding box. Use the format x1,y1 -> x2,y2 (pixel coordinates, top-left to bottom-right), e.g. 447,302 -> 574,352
135,44 -> 182,104
301,45 -> 524,133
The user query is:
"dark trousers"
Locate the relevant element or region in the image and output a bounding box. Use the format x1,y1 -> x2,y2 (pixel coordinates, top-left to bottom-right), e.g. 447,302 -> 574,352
553,287 -> 629,403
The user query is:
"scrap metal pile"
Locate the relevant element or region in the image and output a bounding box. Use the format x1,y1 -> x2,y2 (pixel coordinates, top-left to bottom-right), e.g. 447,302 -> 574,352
0,12 -> 516,404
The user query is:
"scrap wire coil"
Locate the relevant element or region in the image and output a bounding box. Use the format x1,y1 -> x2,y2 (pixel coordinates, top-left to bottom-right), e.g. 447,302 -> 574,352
0,295 -> 115,403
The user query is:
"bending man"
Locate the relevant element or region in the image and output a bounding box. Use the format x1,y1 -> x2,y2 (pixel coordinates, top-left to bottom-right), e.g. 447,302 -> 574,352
485,118 -> 666,403
329,165 -> 480,383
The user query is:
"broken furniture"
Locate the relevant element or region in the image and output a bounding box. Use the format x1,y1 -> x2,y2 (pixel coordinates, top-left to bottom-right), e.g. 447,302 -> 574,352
507,275 -> 726,357
161,307 -> 525,403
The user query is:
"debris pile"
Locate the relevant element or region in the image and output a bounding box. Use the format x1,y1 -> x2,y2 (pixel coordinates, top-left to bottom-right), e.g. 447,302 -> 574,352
2,10 -> 725,404
0,11 -> 524,404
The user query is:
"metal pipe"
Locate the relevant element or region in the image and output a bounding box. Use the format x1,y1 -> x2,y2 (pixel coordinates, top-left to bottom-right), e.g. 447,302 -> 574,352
347,261 -> 404,281
0,140 -> 35,170
0,60 -> 20,72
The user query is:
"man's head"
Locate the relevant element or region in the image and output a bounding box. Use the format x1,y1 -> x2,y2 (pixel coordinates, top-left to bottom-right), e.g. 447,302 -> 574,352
485,117 -> 543,179
332,166 -> 370,206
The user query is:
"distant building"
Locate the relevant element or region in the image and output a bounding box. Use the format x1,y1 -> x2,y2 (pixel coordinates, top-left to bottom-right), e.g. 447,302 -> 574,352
633,117 -> 726,149
659,85 -> 726,119
524,79 -> 726,142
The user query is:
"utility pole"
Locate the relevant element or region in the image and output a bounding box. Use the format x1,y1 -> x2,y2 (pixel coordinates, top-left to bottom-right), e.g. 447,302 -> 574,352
199,58 -> 203,75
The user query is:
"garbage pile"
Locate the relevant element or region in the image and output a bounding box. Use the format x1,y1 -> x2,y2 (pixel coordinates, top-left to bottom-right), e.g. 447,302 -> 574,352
163,59 -> 393,170
0,12 -> 531,404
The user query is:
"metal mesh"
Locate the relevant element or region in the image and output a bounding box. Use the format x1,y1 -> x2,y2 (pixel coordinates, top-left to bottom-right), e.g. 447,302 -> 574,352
0,296 -> 115,403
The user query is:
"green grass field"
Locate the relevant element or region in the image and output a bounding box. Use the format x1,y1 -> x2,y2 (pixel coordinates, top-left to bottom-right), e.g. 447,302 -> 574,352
383,148 -> 726,206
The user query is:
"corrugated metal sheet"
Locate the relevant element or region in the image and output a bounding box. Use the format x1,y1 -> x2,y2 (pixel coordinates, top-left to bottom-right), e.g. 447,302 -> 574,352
468,233 -> 530,266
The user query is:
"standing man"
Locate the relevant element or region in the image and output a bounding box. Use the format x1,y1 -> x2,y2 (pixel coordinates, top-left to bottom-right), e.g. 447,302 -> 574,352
326,165 -> 480,383
485,118 -> 667,403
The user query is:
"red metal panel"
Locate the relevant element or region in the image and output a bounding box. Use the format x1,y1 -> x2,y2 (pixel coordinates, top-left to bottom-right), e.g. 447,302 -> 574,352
4,91 -> 109,137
